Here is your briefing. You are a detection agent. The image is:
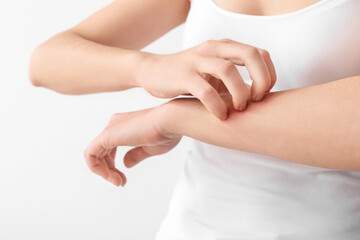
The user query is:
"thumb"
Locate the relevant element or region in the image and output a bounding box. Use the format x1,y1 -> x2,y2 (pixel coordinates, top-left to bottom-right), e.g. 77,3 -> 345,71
124,146 -> 152,168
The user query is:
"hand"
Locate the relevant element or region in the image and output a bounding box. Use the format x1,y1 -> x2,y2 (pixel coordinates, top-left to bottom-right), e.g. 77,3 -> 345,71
137,38 -> 277,120
83,108 -> 182,186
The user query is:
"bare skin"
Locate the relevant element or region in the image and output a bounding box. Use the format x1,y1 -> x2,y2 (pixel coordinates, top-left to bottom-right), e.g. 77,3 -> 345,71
211,0 -> 321,16
29,0 -> 277,120
29,0 -> 360,186
84,75 -> 360,187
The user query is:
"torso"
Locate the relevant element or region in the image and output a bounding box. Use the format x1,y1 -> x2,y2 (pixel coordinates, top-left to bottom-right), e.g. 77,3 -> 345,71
155,0 -> 360,239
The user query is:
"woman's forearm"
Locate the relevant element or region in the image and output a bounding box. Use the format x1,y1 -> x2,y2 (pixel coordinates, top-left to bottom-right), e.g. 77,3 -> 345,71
160,76 -> 360,170
29,30 -> 150,94
28,0 -> 191,94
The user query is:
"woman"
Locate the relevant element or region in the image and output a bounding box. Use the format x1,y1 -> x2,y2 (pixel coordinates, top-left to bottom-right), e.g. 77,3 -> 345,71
29,0 -> 360,239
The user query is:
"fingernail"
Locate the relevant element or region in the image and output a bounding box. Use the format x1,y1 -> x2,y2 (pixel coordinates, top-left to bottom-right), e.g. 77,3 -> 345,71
220,111 -> 229,121
238,102 -> 247,111
254,93 -> 264,102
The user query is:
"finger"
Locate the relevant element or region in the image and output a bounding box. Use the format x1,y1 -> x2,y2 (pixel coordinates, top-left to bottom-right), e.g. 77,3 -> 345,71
108,148 -> 127,186
207,76 -> 230,96
187,75 -> 229,120
104,154 -> 124,186
104,148 -> 126,186
257,48 -> 277,92
220,39 -> 277,91
203,40 -> 272,102
196,57 -> 249,111
84,137 -> 111,180
109,147 -> 117,160
84,153 -> 110,181
113,168 -> 127,186
124,146 -> 153,168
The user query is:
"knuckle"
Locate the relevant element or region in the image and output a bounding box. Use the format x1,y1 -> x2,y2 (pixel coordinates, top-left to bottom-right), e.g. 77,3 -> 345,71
218,38 -> 232,43
217,61 -> 235,76
203,39 -> 217,47
84,155 -> 97,172
244,47 -> 260,58
197,40 -> 217,53
258,49 -> 270,59
109,113 -> 119,122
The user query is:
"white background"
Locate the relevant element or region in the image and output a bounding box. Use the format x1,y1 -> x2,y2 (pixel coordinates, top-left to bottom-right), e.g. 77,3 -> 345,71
0,1 -> 189,239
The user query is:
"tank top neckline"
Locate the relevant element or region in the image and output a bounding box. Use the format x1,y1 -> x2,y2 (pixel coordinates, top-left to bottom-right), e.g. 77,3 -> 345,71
206,0 -> 334,20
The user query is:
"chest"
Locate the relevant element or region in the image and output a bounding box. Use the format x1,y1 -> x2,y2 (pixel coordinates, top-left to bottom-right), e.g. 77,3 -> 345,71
213,0 -> 322,16
184,0 -> 360,90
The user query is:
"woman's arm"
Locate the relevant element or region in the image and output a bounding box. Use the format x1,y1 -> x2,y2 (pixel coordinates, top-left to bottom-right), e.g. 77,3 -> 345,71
28,0 -> 276,119
84,75 -> 360,186
29,0 -> 190,94
159,75 -> 360,170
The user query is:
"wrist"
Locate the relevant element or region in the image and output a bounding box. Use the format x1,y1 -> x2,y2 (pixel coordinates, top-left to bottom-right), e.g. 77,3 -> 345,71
155,97 -> 206,138
133,51 -> 162,88
153,99 -> 182,138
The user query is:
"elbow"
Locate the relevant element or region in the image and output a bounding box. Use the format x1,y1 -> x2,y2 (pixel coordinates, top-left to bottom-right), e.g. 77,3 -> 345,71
28,45 -> 45,87
28,31 -> 77,90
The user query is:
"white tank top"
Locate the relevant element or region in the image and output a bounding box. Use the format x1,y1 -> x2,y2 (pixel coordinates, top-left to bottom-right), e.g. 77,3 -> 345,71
155,0 -> 360,239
